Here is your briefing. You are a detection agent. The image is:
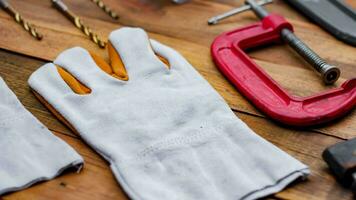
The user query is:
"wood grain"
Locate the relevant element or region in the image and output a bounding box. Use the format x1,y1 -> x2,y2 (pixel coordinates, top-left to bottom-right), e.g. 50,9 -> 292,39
0,0 -> 354,139
0,51 -> 351,198
0,0 -> 355,199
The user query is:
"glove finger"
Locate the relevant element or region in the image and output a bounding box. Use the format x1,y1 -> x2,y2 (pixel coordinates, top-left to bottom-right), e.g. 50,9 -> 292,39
28,63 -> 86,124
150,39 -> 199,79
109,27 -> 169,79
29,63 -> 78,99
29,63 -> 94,134
54,47 -> 121,89
150,39 -> 188,69
107,42 -> 129,81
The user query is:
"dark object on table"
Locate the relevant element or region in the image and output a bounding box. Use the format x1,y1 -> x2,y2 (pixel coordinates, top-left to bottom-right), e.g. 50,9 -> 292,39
284,0 -> 356,46
323,138 -> 356,194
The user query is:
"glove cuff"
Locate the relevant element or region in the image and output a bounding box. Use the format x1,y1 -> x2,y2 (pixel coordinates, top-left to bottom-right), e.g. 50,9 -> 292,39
0,78 -> 83,195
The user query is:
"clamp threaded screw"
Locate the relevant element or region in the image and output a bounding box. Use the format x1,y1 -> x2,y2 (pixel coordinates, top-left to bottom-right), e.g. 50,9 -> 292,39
280,29 -> 340,84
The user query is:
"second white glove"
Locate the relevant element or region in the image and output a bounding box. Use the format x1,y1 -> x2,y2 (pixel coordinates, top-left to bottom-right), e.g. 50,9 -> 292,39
0,77 -> 83,195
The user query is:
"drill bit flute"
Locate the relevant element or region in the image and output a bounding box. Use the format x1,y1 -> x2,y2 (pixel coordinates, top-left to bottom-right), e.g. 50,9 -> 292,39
90,0 -> 119,20
0,0 -> 43,40
52,0 -> 106,48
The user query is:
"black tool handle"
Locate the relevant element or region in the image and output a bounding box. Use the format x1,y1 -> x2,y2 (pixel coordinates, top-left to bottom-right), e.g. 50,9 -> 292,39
284,0 -> 356,46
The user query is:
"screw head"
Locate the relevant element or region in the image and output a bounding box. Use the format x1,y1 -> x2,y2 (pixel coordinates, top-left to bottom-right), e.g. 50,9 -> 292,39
321,64 -> 340,85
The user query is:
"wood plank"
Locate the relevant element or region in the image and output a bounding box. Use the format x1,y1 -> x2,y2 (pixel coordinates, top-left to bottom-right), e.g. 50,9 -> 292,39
1,105 -> 352,200
0,65 -> 352,199
0,49 -> 353,199
0,13 -> 354,139
0,0 -> 355,198
2,0 -> 355,71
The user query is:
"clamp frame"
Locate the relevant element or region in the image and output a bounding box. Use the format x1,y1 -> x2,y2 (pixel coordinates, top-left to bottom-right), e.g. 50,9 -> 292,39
211,14 -> 356,126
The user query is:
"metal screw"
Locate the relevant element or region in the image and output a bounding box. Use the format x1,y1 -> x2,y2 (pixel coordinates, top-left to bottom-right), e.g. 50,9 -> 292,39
245,0 -> 340,84
90,0 -> 119,20
0,0 -> 43,40
52,0 -> 106,48
280,29 -> 340,84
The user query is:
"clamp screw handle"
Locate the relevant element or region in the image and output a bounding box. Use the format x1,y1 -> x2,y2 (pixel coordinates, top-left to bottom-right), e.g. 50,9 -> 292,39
208,0 -> 272,25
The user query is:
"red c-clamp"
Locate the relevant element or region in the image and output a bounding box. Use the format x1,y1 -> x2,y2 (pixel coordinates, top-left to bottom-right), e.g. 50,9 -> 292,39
211,0 -> 356,126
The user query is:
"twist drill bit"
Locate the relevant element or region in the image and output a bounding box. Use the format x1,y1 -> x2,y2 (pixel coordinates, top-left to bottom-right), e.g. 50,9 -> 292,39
52,0 -> 106,48
90,0 -> 119,20
0,0 -> 43,40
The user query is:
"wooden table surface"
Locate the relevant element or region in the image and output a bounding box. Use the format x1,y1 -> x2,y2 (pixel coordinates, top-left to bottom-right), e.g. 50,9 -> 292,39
0,0 -> 355,199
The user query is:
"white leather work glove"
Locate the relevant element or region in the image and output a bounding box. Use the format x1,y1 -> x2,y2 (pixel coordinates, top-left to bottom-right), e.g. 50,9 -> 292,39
0,77 -> 83,195
28,27 -> 309,200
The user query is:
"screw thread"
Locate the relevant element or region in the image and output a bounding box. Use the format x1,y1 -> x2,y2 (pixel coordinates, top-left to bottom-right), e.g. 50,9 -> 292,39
291,39 -> 328,72
281,29 -> 327,72
281,28 -> 340,84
